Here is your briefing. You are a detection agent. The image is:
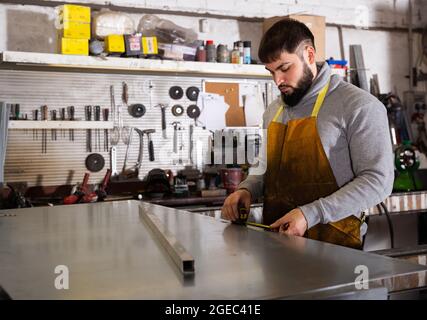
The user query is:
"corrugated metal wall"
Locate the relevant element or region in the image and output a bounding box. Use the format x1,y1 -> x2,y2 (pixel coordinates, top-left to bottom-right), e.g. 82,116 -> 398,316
1,69 -> 274,187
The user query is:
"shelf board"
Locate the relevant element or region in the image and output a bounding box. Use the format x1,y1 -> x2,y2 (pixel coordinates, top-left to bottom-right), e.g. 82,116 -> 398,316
0,51 -> 271,79
8,120 -> 114,130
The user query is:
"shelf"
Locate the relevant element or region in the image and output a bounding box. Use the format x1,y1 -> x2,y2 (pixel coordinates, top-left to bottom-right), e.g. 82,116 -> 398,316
8,120 -> 114,130
0,51 -> 271,79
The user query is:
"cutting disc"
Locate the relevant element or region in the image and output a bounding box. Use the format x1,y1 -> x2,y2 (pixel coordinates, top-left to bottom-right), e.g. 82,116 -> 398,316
186,86 -> 200,101
129,104 -> 146,118
169,86 -> 184,100
171,104 -> 184,116
85,153 -> 105,172
187,105 -> 201,119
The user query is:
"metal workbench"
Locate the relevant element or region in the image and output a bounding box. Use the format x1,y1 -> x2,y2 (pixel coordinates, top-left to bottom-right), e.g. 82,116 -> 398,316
0,200 -> 426,299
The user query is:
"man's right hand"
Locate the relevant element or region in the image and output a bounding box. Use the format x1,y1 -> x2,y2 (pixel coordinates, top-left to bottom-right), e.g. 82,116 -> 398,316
221,189 -> 252,221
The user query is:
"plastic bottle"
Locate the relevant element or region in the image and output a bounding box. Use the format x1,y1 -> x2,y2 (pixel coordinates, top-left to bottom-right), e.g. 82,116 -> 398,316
243,41 -> 251,64
231,42 -> 240,64
206,40 -> 216,63
237,41 -> 244,64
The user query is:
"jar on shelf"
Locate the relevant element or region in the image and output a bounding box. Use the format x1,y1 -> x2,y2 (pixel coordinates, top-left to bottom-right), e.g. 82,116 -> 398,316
216,44 -> 230,63
196,45 -> 207,62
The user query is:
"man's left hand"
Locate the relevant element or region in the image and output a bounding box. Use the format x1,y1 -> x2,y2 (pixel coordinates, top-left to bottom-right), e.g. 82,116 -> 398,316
270,208 -> 308,236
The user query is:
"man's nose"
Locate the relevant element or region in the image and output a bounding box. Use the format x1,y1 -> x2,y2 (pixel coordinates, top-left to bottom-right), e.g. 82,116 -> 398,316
274,74 -> 285,87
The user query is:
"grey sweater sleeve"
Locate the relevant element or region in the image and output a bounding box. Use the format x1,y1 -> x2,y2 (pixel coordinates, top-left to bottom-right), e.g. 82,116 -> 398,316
300,96 -> 394,228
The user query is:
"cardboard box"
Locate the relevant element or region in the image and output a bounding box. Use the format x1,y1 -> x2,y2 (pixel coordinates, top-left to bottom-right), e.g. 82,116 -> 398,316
57,4 -> 91,23
142,37 -> 158,55
59,37 -> 89,55
105,35 -> 125,54
263,14 -> 325,62
60,20 -> 91,39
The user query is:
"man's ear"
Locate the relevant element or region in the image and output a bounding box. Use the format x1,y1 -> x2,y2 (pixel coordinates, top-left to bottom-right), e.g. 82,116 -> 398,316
306,46 -> 316,64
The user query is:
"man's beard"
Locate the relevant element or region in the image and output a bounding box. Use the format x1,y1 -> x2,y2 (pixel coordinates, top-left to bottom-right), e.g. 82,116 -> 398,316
280,63 -> 314,107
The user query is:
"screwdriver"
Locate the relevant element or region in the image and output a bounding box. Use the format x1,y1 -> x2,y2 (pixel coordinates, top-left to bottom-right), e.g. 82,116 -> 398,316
68,106 -> 75,141
85,105 -> 92,152
103,108 -> 109,152
33,109 -> 39,140
60,107 -> 66,138
41,105 -> 48,153
94,105 -> 101,152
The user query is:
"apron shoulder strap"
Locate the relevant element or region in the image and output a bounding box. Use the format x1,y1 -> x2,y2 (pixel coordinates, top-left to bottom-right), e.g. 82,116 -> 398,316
272,105 -> 284,122
311,80 -> 330,117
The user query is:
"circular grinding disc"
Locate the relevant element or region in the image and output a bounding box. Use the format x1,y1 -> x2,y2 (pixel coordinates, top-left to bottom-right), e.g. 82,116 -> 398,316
186,86 -> 200,101
171,104 -> 184,116
169,86 -> 184,100
85,153 -> 105,172
187,105 -> 201,119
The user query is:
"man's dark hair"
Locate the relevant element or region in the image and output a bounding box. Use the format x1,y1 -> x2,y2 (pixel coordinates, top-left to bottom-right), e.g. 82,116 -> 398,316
258,18 -> 315,63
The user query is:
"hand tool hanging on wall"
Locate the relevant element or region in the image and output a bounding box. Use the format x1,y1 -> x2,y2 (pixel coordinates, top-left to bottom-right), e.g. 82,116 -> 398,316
51,110 -> 57,141
121,127 -> 134,174
171,122 -> 180,154
68,106 -> 75,141
148,80 -> 153,108
110,85 -> 120,146
189,124 -> 194,165
41,105 -> 48,154
178,126 -> 184,164
110,146 -> 118,177
186,86 -> 200,101
169,86 -> 184,100
103,108 -> 109,152
94,105 -> 101,152
171,104 -> 184,117
119,128 -> 144,180
155,104 -> 168,139
85,153 -> 105,172
85,105 -> 92,152
60,107 -> 66,138
143,129 -> 156,162
33,109 -> 38,140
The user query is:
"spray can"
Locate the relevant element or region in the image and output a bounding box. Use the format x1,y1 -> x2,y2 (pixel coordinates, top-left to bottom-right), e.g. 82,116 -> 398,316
206,40 -> 216,63
243,41 -> 251,64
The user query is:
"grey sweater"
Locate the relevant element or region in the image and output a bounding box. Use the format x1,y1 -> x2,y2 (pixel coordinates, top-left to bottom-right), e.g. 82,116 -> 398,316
238,62 -> 394,229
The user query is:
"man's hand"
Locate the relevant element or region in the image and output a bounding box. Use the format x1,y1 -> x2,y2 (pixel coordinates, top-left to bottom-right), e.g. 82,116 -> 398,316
221,189 -> 252,221
270,208 -> 308,236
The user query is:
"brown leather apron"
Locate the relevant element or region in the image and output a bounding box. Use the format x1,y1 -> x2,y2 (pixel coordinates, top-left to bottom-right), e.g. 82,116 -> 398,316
263,81 -> 364,249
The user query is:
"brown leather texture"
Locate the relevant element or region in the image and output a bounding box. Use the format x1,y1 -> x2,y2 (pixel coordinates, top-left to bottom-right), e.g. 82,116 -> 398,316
263,115 -> 362,249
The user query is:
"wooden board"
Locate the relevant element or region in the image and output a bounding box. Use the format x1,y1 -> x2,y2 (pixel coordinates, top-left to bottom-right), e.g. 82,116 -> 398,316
204,82 -> 246,127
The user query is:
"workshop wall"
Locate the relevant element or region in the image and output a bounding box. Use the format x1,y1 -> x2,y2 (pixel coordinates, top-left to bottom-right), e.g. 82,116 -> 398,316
1,0 -> 427,187
1,69 -> 270,186
0,1 -> 425,96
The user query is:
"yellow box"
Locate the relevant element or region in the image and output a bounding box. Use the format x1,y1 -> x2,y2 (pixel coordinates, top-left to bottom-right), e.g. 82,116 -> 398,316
60,38 -> 89,55
58,4 -> 91,23
61,20 -> 91,39
142,37 -> 158,55
105,35 -> 125,53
